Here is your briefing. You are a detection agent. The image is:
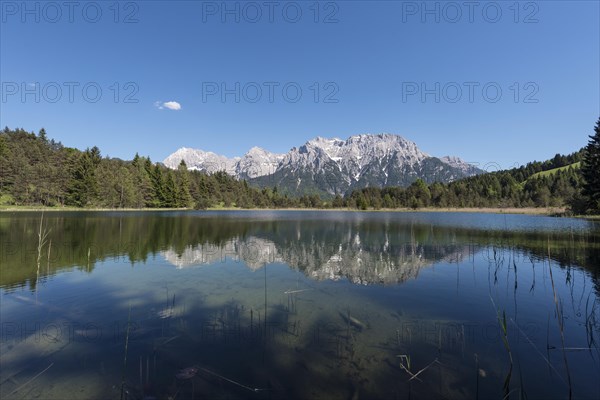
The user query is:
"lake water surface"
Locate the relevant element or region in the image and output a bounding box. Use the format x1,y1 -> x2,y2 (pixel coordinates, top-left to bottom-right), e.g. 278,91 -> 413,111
1,211 -> 599,399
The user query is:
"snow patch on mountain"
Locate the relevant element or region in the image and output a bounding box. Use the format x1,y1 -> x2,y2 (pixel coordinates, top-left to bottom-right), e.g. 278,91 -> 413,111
163,147 -> 239,174
163,146 -> 283,178
439,155 -> 480,175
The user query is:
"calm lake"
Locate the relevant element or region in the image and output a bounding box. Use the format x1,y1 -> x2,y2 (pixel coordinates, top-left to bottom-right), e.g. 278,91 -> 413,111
1,211 -> 599,399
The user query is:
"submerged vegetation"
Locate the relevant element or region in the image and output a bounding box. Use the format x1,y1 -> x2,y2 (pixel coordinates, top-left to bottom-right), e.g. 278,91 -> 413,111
1,118 -> 598,214
2,212 -> 599,293
1,211 -> 599,399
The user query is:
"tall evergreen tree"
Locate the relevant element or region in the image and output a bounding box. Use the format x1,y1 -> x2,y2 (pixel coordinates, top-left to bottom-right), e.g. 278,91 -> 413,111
176,160 -> 193,208
38,128 -> 47,142
150,164 -> 167,207
0,135 -> 7,193
67,148 -> 101,207
581,117 -> 600,213
141,157 -> 157,207
164,171 -> 177,208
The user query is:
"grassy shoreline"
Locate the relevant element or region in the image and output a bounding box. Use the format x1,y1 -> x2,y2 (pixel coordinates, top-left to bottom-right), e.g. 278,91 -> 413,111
0,205 -> 571,216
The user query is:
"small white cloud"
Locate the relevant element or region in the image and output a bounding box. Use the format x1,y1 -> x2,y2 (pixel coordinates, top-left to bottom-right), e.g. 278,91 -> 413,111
163,101 -> 182,111
154,100 -> 182,111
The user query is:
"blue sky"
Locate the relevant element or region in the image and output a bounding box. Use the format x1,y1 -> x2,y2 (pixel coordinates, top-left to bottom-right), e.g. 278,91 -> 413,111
1,1 -> 598,170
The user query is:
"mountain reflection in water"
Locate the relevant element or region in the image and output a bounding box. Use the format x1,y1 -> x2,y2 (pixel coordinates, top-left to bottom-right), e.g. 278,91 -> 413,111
2,211 -> 598,290
1,211 -> 599,400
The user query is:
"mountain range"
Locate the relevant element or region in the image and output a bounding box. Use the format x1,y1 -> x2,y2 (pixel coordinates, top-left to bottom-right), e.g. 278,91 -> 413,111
163,133 -> 482,196
162,236 -> 470,285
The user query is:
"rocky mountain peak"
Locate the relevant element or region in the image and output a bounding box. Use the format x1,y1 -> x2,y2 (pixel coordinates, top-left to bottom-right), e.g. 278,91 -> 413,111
164,133 -> 482,195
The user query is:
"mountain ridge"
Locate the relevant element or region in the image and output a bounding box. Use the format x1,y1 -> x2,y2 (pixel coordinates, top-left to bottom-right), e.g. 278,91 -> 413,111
163,133 -> 483,195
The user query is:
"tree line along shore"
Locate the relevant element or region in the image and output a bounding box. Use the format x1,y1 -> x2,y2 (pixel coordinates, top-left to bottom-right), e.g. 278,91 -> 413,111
1,119 -> 598,215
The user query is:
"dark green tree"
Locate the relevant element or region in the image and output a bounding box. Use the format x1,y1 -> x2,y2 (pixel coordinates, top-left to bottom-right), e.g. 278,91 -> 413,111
332,194 -> 344,208
164,171 -> 177,208
38,128 -> 48,142
176,160 -> 193,208
407,179 -> 431,208
581,117 -> 600,213
0,134 -> 7,193
150,164 -> 167,207
67,148 -> 101,207
382,193 -> 395,208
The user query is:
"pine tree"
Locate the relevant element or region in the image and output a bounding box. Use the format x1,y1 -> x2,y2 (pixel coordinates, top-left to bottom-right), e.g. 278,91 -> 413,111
67,148 -> 100,207
149,165 -> 165,207
0,135 -> 6,193
164,171 -> 177,208
38,128 -> 48,142
176,160 -> 193,208
137,157 -> 154,207
332,194 -> 344,208
581,117 -> 600,213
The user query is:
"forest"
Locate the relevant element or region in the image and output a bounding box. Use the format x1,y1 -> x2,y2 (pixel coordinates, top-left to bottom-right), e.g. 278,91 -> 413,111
0,127 -> 320,209
0,124 -> 597,214
344,151 -> 585,211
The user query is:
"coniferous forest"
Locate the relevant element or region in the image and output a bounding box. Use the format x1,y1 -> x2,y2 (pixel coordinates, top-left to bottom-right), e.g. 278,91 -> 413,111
1,119 -> 598,214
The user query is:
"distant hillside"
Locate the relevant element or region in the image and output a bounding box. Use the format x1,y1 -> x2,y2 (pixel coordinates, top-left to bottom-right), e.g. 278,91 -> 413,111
345,149 -> 585,210
529,162 -> 581,180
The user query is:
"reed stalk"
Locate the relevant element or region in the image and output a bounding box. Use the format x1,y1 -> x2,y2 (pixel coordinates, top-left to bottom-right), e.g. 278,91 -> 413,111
547,239 -> 573,398
490,295 -> 513,397
120,304 -> 132,400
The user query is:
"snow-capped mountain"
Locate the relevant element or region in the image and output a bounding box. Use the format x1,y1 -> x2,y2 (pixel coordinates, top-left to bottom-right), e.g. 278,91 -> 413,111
163,147 -> 239,174
163,146 -> 284,179
439,155 -> 481,175
235,146 -> 285,179
163,133 -> 482,195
